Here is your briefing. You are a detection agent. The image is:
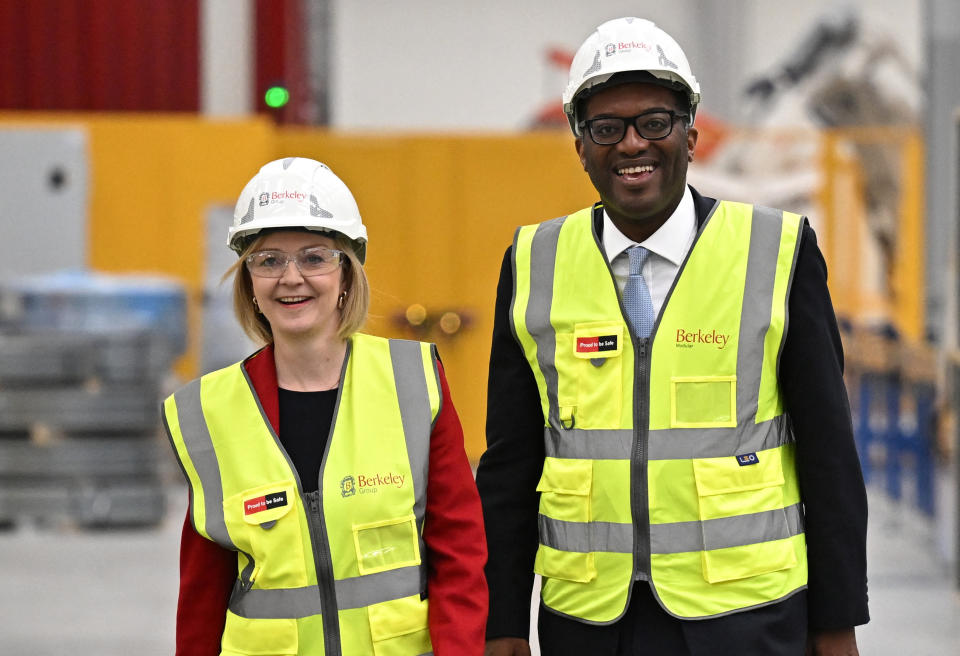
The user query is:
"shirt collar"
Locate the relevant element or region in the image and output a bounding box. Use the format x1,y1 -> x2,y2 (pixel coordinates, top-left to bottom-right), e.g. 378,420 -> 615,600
602,185 -> 696,265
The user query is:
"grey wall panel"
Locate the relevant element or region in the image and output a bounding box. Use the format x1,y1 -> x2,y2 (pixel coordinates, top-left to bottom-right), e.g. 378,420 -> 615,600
0,129 -> 88,278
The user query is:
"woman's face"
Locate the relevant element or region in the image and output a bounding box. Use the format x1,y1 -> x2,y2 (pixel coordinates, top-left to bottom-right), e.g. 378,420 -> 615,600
250,231 -> 346,343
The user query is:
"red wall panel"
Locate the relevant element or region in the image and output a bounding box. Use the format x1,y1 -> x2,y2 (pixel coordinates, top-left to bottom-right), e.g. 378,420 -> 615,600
0,0 -> 199,112
254,0 -> 309,124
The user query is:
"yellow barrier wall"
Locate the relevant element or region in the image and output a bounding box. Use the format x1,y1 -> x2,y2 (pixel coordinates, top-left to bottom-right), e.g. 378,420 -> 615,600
1,114 -> 596,459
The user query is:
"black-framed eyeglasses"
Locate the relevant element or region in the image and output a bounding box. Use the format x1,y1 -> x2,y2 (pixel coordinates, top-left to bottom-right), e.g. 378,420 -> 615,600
578,110 -> 688,146
245,246 -> 344,278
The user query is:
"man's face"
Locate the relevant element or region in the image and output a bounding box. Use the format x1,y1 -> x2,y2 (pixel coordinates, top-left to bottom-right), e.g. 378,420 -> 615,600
576,82 -> 698,241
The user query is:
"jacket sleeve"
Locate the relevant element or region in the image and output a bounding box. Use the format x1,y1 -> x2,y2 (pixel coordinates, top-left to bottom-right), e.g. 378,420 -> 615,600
475,247 -> 546,640
424,360 -> 489,656
175,511 -> 235,656
780,223 -> 870,630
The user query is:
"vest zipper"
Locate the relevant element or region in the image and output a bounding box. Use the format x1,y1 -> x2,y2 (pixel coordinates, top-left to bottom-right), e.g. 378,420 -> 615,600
240,352 -> 349,653
591,218 -> 654,588
632,338 -> 651,582
303,490 -> 341,656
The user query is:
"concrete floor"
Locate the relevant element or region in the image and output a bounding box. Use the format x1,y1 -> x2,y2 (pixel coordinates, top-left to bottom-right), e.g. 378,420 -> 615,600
0,489 -> 182,655
855,492 -> 960,656
0,485 -> 957,655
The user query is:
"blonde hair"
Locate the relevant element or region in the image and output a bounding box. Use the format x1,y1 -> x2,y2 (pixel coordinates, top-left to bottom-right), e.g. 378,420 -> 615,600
226,230 -> 370,345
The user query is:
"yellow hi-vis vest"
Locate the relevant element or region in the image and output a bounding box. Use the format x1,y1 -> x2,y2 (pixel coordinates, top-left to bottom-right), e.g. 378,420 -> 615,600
511,201 -> 808,623
163,333 -> 439,656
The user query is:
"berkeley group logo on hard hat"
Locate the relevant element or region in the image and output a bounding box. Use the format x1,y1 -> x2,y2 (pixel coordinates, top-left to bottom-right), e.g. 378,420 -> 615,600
605,41 -> 652,57
258,189 -> 308,209
270,190 -> 307,202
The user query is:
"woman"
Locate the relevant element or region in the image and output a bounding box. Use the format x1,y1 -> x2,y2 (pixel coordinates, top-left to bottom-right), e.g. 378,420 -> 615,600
163,158 -> 487,655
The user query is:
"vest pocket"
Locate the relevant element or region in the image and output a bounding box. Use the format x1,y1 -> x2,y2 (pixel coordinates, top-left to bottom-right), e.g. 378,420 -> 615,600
352,515 -> 421,575
692,455 -> 797,583
535,458 -> 597,583
700,534 -> 797,584
534,544 -> 597,583
368,594 -> 431,656
221,611 -> 298,655
536,457 -> 592,523
230,480 -> 307,588
570,322 -> 624,429
670,376 -> 737,428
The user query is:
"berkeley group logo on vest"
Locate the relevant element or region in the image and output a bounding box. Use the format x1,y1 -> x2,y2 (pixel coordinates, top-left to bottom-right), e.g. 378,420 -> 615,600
675,328 -> 730,350
340,472 -> 406,497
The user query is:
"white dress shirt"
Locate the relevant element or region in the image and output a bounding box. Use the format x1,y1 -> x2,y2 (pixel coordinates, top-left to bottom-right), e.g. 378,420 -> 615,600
602,186 -> 697,317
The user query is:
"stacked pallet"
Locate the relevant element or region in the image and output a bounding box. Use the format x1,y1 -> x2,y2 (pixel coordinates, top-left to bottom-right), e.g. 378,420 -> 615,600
0,272 -> 186,528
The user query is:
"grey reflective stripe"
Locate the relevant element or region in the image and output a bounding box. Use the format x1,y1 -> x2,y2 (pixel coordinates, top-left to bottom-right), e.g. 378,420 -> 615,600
388,339 -> 432,596
544,415 -> 790,461
389,340 -> 432,531
336,564 -> 423,610
648,415 -> 791,460
230,584 -> 322,619
173,379 -> 234,549
543,426 -> 633,460
778,217 -> 804,379
736,205 -> 784,424
652,503 -> 805,554
229,565 -> 424,618
540,503 -> 803,556
539,514 -> 632,553
525,217 -> 566,428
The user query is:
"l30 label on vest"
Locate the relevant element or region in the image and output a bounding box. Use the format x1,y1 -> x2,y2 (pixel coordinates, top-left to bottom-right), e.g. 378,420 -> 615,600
244,490 -> 288,515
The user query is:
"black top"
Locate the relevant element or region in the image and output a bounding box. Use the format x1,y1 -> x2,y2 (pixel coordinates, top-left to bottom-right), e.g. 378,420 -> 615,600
476,188 -> 869,641
277,387 -> 337,493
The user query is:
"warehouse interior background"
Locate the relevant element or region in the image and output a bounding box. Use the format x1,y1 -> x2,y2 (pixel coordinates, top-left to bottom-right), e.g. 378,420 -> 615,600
0,0 -> 959,653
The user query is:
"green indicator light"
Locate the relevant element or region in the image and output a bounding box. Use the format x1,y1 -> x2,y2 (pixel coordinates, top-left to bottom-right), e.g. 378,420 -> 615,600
264,86 -> 290,108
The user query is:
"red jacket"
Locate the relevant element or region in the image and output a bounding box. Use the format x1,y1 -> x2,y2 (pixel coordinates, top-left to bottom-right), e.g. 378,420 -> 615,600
175,345 -> 488,655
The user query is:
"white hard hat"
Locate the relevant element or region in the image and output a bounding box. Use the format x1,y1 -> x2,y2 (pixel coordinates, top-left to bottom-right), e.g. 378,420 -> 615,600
228,157 -> 368,263
562,18 -> 701,135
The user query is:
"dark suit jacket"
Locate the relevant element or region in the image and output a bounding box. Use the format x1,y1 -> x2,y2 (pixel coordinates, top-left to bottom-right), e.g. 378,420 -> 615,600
476,187 -> 869,651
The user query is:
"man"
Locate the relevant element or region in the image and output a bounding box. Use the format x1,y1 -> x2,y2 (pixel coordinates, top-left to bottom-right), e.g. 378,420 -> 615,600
476,17 -> 868,656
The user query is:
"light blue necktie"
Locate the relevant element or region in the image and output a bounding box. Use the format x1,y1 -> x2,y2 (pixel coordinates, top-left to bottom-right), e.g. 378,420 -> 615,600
624,245 -> 655,338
